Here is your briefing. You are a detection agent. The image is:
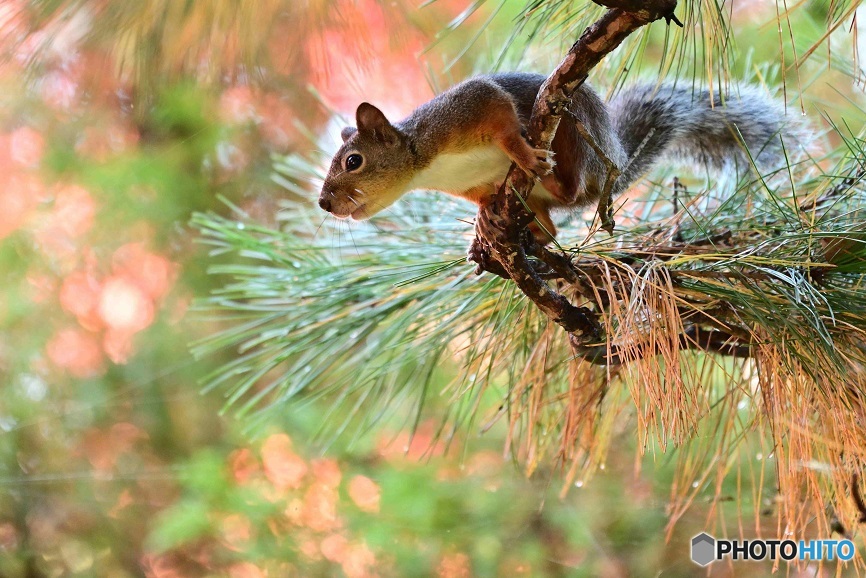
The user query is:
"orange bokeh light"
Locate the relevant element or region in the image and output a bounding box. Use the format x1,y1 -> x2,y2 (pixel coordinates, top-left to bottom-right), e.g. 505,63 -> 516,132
302,483 -> 341,532
60,270 -> 102,328
31,184 -> 97,260
311,458 -> 342,489
341,542 -> 377,578
51,185 -> 97,238
228,562 -> 267,578
9,126 -> 44,167
46,327 -> 104,378
102,328 -> 136,364
261,433 -> 308,491
437,552 -> 472,578
229,448 -> 261,485
220,514 -> 253,552
320,533 -> 348,563
112,243 -> 175,301
0,174 -> 45,239
97,276 -> 154,333
347,475 -> 380,513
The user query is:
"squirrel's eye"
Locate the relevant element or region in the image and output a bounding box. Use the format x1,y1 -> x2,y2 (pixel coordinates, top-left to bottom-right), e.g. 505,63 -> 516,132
345,153 -> 363,172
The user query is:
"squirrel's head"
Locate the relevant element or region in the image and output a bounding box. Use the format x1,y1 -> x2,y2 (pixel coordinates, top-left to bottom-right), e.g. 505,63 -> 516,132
319,103 -> 415,220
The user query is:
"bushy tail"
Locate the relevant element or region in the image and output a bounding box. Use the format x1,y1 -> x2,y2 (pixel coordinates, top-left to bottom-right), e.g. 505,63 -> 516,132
609,84 -> 805,191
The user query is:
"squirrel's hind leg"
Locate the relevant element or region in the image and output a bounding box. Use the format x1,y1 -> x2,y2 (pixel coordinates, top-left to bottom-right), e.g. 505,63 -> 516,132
463,184 -> 557,244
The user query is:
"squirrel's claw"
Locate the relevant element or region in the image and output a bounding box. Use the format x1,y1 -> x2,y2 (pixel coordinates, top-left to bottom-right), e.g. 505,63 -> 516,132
475,203 -> 510,245
468,201 -> 515,279
467,236 -> 510,279
530,148 -> 556,177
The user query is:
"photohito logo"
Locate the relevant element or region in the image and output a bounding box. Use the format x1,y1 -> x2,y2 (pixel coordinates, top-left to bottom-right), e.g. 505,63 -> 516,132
690,532 -> 855,566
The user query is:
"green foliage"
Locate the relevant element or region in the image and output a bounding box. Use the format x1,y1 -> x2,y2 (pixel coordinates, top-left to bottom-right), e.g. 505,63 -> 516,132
192,194 -> 541,436
149,500 -> 213,553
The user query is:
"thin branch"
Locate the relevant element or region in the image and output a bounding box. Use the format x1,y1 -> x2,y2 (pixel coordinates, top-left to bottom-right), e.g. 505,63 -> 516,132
569,326 -> 752,366
570,115 -> 622,234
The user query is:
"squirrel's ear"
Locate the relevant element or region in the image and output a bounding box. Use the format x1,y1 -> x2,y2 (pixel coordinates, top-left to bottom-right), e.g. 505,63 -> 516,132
356,103 -> 399,146
340,126 -> 357,142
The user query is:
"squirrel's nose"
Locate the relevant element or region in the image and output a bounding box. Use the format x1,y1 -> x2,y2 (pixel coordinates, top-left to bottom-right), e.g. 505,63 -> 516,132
318,195 -> 332,212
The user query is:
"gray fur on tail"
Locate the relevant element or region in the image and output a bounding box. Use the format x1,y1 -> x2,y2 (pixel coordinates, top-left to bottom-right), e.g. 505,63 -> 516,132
609,84 -> 805,193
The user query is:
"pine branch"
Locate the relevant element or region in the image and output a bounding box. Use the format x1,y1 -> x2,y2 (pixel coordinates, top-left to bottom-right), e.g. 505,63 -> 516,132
469,1 -> 678,344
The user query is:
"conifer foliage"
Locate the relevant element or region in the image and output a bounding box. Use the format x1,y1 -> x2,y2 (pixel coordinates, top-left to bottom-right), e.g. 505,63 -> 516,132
192,0 -> 866,538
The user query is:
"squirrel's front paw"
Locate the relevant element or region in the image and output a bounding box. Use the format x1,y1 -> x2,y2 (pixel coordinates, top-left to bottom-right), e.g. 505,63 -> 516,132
528,148 -> 555,178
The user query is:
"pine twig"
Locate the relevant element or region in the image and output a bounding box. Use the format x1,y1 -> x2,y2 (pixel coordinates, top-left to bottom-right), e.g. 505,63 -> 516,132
569,326 -> 752,366
569,114 -> 622,234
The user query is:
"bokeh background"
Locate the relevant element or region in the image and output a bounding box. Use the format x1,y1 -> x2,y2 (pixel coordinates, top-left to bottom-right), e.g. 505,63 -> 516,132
0,0 -> 864,576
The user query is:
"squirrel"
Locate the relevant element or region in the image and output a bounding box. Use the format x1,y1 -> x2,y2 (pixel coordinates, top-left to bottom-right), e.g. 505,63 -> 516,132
319,72 -> 801,241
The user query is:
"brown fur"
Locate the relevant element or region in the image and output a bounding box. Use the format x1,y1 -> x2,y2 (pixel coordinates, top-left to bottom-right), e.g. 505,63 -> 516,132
319,72 -> 800,243
319,74 -> 572,242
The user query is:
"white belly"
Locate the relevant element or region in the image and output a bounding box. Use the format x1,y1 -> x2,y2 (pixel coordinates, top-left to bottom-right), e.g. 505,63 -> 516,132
407,145 -> 557,203
409,145 -> 512,192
